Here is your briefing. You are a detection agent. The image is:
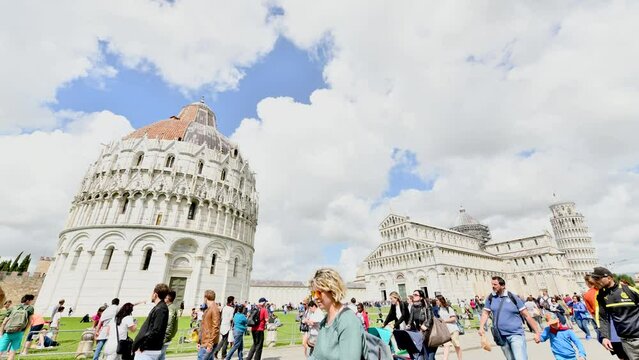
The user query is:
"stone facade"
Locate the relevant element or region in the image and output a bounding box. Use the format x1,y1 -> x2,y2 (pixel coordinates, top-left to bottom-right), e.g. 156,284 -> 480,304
361,204 -> 597,303
35,101 -> 258,316
0,273 -> 46,305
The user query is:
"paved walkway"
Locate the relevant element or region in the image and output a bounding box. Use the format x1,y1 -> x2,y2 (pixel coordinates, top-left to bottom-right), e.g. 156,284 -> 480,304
171,329 -> 612,359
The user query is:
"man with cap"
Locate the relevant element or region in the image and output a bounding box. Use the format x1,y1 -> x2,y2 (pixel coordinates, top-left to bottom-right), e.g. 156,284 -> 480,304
538,313 -> 586,360
591,266 -> 639,358
246,297 -> 269,360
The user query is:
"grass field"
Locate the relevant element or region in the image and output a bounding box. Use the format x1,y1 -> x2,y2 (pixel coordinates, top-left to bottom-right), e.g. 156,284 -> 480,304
16,306 -> 481,359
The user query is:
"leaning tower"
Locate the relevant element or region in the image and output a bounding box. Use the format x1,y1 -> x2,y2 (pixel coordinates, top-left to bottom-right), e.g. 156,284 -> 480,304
549,201 -> 598,287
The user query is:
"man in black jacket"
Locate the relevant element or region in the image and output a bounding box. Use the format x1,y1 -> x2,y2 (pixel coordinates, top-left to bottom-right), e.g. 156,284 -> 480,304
133,283 -> 170,360
591,267 -> 639,358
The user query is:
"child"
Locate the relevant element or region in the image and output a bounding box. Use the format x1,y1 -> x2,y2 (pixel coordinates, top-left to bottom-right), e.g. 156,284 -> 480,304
539,313 -> 586,360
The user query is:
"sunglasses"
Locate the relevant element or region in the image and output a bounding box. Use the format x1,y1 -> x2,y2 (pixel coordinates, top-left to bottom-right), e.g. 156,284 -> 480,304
312,290 -> 322,299
412,293 -> 421,297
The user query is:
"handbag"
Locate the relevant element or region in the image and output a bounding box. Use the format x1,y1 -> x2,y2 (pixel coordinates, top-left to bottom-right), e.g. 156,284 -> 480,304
115,320 -> 134,360
426,317 -> 451,347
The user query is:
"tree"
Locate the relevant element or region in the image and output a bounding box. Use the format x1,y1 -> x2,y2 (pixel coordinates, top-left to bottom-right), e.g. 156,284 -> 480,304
0,260 -> 10,272
17,254 -> 31,273
615,274 -> 636,287
8,252 -> 22,272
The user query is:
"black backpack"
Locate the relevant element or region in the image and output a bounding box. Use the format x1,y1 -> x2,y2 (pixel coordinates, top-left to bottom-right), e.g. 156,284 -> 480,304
246,307 -> 260,327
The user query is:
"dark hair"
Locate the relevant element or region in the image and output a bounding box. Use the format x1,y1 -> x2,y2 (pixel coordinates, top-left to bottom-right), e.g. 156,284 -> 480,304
154,283 -> 170,300
166,291 -> 177,302
435,295 -> 449,308
227,296 -> 235,305
236,304 -> 245,315
413,290 -> 426,307
21,294 -> 35,303
573,295 -> 581,302
308,300 -> 317,308
59,299 -> 65,305
527,296 -> 534,302
492,276 -> 506,286
115,303 -> 134,326
57,306 -> 65,313
356,303 -> 365,311
351,298 -> 356,304
112,298 -> 120,305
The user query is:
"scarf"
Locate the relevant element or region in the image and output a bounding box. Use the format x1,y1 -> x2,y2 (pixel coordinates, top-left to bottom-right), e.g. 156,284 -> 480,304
549,324 -> 570,335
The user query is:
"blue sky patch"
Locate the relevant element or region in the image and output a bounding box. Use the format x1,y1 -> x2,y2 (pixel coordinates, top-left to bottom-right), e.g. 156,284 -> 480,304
383,149 -> 433,198
51,38 -> 327,136
517,148 -> 536,158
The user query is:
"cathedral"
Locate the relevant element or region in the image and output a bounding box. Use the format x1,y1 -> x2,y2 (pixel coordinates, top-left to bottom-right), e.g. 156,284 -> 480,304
359,202 -> 599,302
35,101 -> 258,315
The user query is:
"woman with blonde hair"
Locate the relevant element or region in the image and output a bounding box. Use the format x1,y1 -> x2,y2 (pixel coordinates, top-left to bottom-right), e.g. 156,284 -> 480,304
308,268 -> 363,360
383,291 -> 409,330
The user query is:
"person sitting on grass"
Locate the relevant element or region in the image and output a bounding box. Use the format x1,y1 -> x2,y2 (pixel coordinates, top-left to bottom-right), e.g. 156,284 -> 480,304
538,313 -> 586,360
36,328 -> 60,349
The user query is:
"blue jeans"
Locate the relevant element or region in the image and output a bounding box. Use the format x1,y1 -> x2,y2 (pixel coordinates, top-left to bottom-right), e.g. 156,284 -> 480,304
423,346 -> 437,360
575,318 -> 591,338
499,334 -> 528,360
225,331 -> 244,360
134,350 -> 162,360
198,347 -> 215,360
93,339 -> 107,360
158,343 -> 170,360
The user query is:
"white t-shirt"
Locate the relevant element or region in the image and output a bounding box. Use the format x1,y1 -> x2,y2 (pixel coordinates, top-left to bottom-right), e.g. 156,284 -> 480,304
438,307 -> 459,333
51,312 -> 62,328
220,305 -> 235,335
97,304 -> 119,340
525,301 -> 539,315
306,309 -> 326,338
104,315 -> 135,355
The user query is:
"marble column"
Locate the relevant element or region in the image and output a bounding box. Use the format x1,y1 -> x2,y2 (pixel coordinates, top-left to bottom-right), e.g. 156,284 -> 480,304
115,250 -> 132,298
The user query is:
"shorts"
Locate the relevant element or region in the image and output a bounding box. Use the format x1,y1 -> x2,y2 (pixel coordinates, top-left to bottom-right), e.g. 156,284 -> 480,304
446,330 -> 461,347
26,324 -> 44,341
0,331 -> 25,352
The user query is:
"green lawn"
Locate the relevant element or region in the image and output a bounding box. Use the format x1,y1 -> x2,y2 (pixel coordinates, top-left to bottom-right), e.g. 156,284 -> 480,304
17,306 -> 481,359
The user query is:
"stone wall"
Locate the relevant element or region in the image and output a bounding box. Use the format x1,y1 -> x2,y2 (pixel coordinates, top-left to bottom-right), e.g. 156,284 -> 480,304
0,272 -> 46,305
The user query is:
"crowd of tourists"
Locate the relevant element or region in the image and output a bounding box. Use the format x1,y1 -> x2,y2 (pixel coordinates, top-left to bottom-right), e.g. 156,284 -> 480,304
0,264 -> 637,360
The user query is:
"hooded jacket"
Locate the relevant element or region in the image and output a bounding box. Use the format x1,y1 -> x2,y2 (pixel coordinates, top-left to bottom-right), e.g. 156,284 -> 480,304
540,325 -> 586,360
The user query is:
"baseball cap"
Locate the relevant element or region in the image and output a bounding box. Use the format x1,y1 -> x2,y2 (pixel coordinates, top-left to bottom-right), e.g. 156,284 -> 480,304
589,266 -> 613,279
259,297 -> 268,303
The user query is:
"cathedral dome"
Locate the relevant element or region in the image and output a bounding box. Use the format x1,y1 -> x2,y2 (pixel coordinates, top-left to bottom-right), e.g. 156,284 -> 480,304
455,207 -> 479,226
125,100 -> 233,153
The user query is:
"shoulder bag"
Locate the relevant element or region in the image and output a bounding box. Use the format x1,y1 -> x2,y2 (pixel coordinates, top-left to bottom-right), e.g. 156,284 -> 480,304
490,296 -> 507,347
115,320 -> 134,360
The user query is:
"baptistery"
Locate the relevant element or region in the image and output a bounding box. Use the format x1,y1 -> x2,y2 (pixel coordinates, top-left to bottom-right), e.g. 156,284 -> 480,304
36,101 -> 258,315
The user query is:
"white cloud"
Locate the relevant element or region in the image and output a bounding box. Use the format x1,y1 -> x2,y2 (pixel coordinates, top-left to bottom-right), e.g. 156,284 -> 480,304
3,0 -> 639,286
0,111 -> 134,259
231,0 -> 639,280
0,0 -> 278,133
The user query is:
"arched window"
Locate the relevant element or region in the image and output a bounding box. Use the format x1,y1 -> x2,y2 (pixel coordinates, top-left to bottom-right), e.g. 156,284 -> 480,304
220,169 -> 227,181
121,197 -> 129,214
233,257 -> 238,277
71,248 -> 82,271
165,155 -> 175,168
141,248 -> 153,270
135,153 -> 144,167
239,178 -> 244,192
210,254 -> 217,274
187,202 -> 197,220
521,276 -> 527,285
101,246 -> 114,270
197,161 -> 204,175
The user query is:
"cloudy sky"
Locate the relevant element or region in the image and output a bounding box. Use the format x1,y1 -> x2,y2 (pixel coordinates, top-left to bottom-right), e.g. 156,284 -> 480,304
1,0 -> 638,281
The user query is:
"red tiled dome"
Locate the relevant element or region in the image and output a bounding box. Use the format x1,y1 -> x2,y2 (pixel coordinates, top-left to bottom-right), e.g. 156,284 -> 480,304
125,101 -> 232,152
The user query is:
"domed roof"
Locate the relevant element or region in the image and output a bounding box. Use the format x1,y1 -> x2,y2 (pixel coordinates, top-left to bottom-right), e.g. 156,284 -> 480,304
455,207 -> 479,226
125,100 -> 233,152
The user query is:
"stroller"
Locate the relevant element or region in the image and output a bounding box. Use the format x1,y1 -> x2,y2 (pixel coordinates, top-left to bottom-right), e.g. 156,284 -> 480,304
393,330 -> 425,360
